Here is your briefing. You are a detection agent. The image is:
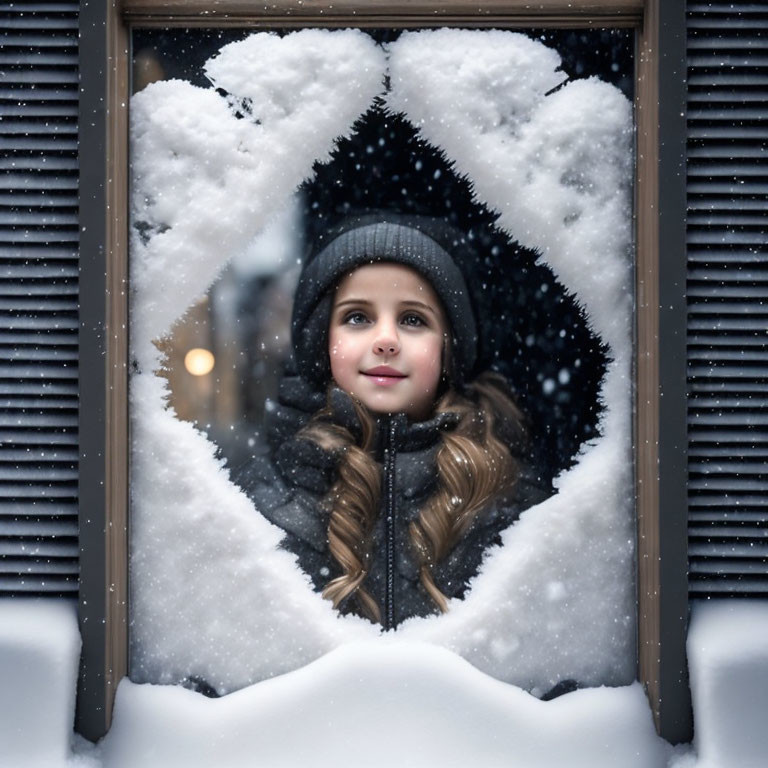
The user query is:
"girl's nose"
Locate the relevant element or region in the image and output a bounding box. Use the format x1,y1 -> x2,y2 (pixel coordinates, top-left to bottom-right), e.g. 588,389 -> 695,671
374,340 -> 399,355
373,325 -> 400,356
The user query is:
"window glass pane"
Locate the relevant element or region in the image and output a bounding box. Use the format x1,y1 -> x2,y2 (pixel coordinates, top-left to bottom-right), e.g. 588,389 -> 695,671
129,26 -> 636,699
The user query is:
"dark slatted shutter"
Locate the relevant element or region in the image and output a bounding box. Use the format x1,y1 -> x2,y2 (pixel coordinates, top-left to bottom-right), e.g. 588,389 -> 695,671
687,2 -> 768,596
0,1 -> 79,595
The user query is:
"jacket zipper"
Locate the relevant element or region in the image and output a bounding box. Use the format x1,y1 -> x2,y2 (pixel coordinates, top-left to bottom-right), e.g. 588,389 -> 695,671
383,416 -> 396,630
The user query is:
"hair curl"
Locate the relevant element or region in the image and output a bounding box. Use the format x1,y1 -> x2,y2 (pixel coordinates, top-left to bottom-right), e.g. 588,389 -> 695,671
300,398 -> 382,622
301,372 -> 522,623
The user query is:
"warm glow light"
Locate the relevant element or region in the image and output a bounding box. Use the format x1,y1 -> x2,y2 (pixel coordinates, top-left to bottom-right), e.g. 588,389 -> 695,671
184,348 -> 215,376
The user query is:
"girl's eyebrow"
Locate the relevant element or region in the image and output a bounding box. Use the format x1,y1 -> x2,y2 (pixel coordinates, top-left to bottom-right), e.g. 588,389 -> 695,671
400,300 -> 439,317
334,298 -> 439,316
334,298 -> 373,309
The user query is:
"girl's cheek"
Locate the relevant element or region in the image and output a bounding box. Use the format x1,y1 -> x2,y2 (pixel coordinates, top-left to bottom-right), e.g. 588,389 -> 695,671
329,337 -> 343,357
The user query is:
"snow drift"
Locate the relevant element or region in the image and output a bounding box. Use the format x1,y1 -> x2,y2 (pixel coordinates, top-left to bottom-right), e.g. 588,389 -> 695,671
104,644 -> 668,768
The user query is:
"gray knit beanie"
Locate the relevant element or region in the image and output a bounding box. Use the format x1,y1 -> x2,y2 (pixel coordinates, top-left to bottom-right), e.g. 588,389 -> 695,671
291,215 -> 478,390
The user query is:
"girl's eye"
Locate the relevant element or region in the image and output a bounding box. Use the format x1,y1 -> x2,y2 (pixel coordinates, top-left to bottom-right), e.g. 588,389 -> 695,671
343,311 -> 369,325
401,313 -> 427,328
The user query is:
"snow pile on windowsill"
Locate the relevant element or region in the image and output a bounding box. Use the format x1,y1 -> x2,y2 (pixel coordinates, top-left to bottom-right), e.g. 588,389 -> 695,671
99,644 -> 669,768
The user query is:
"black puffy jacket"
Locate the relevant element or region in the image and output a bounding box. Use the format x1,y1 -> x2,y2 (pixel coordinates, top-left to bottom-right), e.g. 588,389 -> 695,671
234,378 -> 551,630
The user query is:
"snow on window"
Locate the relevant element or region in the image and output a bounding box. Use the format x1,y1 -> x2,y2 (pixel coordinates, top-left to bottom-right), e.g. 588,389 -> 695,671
128,28 -> 635,697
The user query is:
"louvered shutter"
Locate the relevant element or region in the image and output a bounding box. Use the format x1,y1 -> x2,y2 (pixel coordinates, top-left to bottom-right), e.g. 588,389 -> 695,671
687,2 -> 768,596
0,1 -> 79,595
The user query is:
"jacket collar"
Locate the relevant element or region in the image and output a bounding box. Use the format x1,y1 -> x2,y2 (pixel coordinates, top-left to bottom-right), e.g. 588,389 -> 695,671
323,386 -> 460,454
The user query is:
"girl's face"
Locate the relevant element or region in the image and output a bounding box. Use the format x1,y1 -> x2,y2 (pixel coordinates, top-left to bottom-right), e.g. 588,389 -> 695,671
329,263 -> 448,420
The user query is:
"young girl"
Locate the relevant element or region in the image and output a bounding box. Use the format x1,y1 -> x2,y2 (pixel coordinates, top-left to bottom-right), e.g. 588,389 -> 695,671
236,214 -> 548,630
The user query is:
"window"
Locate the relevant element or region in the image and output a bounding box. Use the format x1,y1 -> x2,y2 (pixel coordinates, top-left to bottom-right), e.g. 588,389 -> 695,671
77,0 -> 690,744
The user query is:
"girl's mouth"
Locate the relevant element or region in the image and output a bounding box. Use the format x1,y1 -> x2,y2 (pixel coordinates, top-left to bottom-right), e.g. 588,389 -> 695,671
362,366 -> 407,386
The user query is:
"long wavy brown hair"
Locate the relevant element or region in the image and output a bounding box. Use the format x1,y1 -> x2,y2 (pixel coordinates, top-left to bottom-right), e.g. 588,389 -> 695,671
300,371 -> 523,623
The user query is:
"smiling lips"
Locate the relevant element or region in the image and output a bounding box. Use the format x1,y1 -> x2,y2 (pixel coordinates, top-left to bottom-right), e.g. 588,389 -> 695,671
362,366 -> 407,386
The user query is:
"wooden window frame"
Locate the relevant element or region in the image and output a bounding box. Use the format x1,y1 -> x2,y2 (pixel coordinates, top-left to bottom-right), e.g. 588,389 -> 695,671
77,0 -> 690,744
